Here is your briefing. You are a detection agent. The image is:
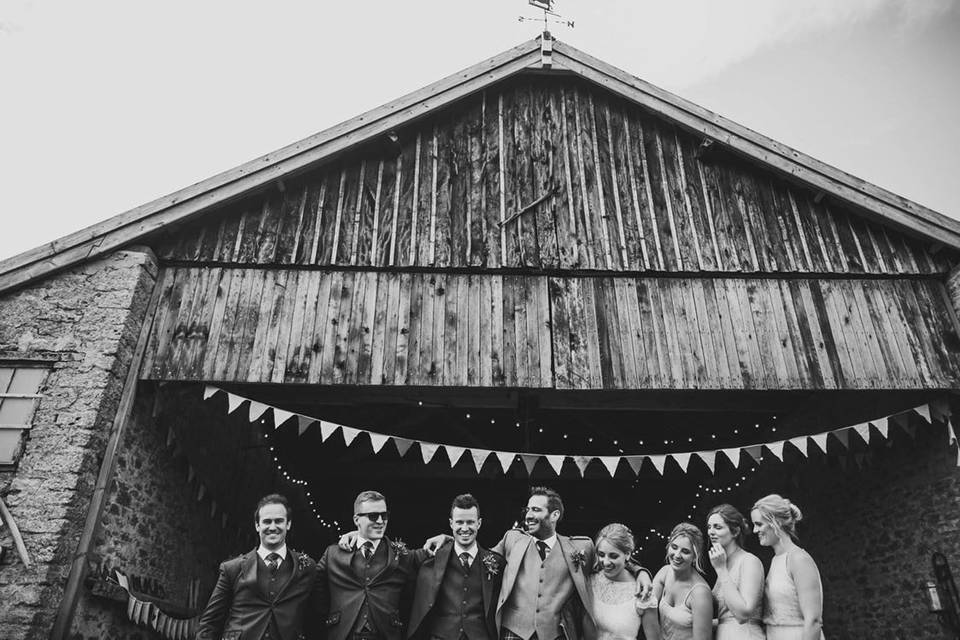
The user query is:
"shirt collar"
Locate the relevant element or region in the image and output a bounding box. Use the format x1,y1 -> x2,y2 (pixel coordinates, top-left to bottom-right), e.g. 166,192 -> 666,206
257,544 -> 288,562
537,534 -> 557,550
454,542 -> 479,559
356,536 -> 382,552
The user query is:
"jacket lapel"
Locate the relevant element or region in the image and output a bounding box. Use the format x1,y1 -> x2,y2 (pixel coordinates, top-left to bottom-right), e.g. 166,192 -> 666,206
370,537 -> 398,583
479,548 -> 494,614
433,541 -> 453,589
498,533 -> 531,609
241,550 -> 263,600
558,535 -> 593,622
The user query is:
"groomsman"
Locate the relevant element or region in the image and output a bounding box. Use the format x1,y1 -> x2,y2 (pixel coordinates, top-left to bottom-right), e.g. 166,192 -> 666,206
316,490 -> 428,640
407,494 -> 504,640
425,487 -> 652,640
196,493 -> 319,640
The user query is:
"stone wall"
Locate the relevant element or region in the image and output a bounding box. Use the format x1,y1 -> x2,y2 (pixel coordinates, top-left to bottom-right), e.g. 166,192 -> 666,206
796,413 -> 960,639
0,248 -> 158,640
69,384 -> 314,639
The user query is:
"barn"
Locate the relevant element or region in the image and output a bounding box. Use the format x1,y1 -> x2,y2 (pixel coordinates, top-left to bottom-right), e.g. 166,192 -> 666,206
1,35 -> 958,639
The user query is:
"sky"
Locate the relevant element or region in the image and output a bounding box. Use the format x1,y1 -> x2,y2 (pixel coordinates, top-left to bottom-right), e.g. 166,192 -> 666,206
1,0 -> 958,261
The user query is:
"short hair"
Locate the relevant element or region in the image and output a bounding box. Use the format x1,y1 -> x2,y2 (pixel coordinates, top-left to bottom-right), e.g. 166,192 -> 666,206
595,523 -> 635,556
354,490 -> 386,514
752,494 -> 803,542
255,494 -> 292,521
665,522 -> 705,574
529,486 -> 564,520
450,493 -> 481,517
707,503 -> 750,548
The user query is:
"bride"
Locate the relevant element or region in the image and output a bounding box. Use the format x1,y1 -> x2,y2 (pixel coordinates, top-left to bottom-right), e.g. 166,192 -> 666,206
587,523 -> 661,640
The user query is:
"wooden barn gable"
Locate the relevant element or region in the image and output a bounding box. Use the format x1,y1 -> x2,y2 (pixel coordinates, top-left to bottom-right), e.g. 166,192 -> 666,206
4,36 -> 960,393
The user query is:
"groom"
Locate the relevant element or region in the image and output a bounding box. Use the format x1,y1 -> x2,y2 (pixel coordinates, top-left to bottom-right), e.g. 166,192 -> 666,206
425,486 -> 652,640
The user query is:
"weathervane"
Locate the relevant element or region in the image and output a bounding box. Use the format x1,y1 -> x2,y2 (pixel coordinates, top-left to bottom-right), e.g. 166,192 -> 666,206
518,0 -> 575,35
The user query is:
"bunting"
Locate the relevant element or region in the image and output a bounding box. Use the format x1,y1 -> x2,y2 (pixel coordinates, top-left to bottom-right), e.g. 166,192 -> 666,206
116,570 -> 197,640
201,387 -> 950,478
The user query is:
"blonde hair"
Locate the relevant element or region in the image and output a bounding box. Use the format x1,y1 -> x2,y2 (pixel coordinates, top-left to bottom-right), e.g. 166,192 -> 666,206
752,494 -> 803,542
595,523 -> 635,555
665,522 -> 705,574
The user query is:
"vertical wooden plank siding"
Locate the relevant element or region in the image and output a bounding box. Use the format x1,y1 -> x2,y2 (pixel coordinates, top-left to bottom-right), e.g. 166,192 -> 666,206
143,268 -> 960,390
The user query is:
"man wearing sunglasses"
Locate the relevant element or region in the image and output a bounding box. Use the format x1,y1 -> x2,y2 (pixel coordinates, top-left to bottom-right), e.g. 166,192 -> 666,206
316,491 -> 429,640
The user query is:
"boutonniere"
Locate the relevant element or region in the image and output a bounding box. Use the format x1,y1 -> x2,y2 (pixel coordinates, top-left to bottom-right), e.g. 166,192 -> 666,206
391,539 -> 409,556
482,554 -> 501,579
570,549 -> 587,572
292,549 -> 313,570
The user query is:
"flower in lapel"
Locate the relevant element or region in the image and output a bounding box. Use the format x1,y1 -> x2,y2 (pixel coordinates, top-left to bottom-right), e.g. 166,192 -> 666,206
482,553 -> 501,579
570,549 -> 587,572
292,549 -> 313,570
391,539 -> 409,556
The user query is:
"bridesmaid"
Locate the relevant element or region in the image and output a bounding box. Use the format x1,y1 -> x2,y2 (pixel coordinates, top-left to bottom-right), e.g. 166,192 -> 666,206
707,504 -> 765,639
652,523 -> 712,640
751,495 -> 824,640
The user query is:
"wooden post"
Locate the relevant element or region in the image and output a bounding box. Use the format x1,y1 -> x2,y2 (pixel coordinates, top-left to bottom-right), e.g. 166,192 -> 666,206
947,264 -> 960,319
49,262 -> 163,640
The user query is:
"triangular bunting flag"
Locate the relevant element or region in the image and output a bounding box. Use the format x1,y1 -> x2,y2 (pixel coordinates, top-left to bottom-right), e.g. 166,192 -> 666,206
853,423 -> 871,444
341,426 -> 361,446
788,437 -> 808,457
572,456 -> 592,476
520,454 -> 539,475
166,427 -> 175,448
722,448 -> 741,469
671,452 -> 692,472
369,433 -> 390,454
394,437 -> 415,457
469,449 -> 490,473
898,417 -> 918,439
913,404 -> 931,424
273,408 -> 295,428
811,433 -> 828,453
187,465 -> 196,483
598,456 -> 621,477
298,415 -> 315,436
226,393 -> 245,414
248,401 -> 270,422
872,417 -> 889,439
496,452 -> 516,473
744,446 -> 763,464
625,456 -> 645,476
319,420 -> 337,441
649,455 -> 666,475
697,451 -> 717,474
949,419 -> 958,447
210,500 -> 217,518
203,386 -> 219,400
838,456 -> 848,471
420,443 -> 440,464
833,429 -> 851,449
931,398 -> 952,422
546,455 -> 565,476
446,445 -> 467,467
766,441 -> 785,461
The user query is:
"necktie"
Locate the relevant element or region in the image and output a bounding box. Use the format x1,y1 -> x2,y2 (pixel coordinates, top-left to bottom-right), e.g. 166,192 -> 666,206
266,552 -> 281,573
459,552 -> 471,573
536,541 -> 549,561
361,541 -> 373,560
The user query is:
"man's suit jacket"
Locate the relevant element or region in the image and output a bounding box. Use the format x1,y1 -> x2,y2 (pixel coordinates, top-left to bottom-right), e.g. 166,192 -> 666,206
316,537 -> 428,640
196,548 -> 319,640
491,530 -> 595,640
406,541 -> 505,640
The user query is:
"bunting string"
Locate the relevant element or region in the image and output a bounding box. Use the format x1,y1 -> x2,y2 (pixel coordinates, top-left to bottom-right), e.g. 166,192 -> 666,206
203,387 -> 957,475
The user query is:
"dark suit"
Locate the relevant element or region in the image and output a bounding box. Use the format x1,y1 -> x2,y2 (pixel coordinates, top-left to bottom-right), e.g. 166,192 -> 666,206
407,541 -> 504,640
196,548 -> 318,640
316,537 -> 429,640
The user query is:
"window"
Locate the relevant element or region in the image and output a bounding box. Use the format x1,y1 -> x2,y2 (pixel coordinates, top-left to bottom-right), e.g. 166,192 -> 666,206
0,366 -> 47,469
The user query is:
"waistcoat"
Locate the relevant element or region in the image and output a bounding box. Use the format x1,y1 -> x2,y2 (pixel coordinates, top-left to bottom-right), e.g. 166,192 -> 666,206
431,552 -> 488,640
502,542 -> 573,640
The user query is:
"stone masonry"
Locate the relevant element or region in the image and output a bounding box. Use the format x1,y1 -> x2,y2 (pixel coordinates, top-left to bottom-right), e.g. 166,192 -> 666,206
0,248 -> 158,640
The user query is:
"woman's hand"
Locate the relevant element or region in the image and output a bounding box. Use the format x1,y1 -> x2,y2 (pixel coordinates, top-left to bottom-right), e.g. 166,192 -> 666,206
708,543 -> 727,573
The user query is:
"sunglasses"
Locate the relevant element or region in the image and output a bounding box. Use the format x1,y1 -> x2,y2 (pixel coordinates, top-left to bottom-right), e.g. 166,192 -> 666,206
356,511 -> 390,522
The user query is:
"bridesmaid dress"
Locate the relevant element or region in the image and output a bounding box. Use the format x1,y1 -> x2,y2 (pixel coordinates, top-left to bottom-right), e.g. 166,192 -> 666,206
763,550 -> 825,640
659,582 -> 711,640
713,551 -> 765,640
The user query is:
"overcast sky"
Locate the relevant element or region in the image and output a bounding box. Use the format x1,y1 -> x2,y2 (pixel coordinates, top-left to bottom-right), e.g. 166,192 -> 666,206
2,0 -> 958,261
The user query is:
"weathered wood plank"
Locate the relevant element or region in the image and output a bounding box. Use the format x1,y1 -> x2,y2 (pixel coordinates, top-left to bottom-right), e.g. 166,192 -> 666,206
306,272 -> 333,384
490,274 -> 504,385
395,272 -> 414,385
549,278 -> 572,389
467,275 -> 481,386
